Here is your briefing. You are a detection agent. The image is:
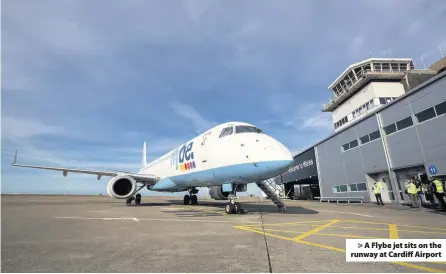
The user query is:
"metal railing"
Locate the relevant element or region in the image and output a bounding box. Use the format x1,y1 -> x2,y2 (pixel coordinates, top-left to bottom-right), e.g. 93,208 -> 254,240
261,177 -> 285,197
325,69 -> 407,108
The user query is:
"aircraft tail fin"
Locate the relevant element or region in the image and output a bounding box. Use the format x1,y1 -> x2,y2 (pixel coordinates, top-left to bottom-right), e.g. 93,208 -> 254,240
142,141 -> 147,167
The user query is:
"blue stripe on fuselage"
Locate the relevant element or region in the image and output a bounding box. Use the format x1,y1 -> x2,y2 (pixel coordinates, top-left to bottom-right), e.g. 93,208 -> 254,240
151,160 -> 292,191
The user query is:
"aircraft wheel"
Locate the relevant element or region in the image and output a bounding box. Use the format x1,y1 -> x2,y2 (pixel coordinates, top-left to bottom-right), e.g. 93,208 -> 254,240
225,203 -> 236,214
135,194 -> 141,205
184,195 -> 190,205
125,197 -> 133,205
234,202 -> 242,214
191,195 -> 198,205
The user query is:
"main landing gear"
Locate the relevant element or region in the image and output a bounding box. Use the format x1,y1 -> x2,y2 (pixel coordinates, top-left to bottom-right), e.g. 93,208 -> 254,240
184,188 -> 198,205
125,185 -> 145,205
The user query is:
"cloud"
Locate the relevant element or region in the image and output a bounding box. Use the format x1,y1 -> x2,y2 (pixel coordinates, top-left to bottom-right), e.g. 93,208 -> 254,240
300,114 -> 333,131
2,117 -> 68,139
283,103 -> 333,132
169,102 -> 216,134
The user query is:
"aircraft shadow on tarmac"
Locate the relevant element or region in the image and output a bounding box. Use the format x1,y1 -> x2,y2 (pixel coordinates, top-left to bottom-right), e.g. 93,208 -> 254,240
125,202 -> 176,207
163,199 -> 319,216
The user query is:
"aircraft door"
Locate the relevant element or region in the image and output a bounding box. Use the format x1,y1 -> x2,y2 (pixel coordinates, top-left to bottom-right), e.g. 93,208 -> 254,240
199,130 -> 213,166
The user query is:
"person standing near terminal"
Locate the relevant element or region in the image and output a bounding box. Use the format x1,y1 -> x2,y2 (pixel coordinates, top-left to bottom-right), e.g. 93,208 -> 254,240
422,182 -> 433,207
406,179 -> 421,208
431,177 -> 446,211
413,176 -> 425,204
372,181 -> 384,206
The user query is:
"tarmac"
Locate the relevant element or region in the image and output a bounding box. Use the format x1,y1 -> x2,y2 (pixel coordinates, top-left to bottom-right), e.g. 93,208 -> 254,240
2,194 -> 446,273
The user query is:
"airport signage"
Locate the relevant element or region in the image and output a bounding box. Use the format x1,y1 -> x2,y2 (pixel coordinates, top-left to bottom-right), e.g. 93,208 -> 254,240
428,165 -> 437,175
281,148 -> 318,183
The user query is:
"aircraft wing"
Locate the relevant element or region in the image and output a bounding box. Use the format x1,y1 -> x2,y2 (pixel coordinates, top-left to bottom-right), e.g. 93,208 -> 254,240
11,150 -> 159,184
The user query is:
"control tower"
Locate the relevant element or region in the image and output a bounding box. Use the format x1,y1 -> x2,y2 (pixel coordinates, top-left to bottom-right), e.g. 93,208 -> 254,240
323,58 -> 414,131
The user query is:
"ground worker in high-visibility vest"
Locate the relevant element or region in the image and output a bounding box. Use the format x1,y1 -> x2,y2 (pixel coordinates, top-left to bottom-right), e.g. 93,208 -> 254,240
413,176 -> 425,204
431,178 -> 446,211
406,179 -> 421,208
422,182 -> 433,206
372,181 -> 384,206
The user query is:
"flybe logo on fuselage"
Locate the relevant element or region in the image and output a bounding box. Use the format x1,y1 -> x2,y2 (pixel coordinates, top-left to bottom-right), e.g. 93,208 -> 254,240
171,141 -> 196,171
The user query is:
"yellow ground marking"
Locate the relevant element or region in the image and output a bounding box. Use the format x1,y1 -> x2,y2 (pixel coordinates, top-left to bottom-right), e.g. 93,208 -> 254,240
243,222 -> 390,231
296,239 -> 346,252
233,225 -> 298,242
398,225 -> 446,231
329,225 -> 446,235
293,219 -> 341,241
398,229 -> 446,235
233,223 -> 446,273
239,220 -> 446,236
330,225 -> 390,231
249,227 -> 379,239
240,219 -> 335,227
244,222 -> 389,231
389,224 -> 399,239
342,220 -> 446,231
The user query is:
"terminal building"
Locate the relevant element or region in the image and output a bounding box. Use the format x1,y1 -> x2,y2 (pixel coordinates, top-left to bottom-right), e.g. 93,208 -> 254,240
273,56 -> 446,204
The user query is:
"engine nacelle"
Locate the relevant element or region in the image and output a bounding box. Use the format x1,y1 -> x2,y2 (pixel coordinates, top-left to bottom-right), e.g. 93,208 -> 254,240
208,186 -> 230,200
208,184 -> 247,200
107,175 -> 137,199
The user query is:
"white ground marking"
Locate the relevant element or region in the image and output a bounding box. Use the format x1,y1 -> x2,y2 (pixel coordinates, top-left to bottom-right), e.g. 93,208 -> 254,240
317,210 -> 374,218
54,216 -> 258,224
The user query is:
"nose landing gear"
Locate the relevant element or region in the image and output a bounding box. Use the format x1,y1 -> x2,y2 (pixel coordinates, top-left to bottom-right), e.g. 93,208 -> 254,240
225,193 -> 244,214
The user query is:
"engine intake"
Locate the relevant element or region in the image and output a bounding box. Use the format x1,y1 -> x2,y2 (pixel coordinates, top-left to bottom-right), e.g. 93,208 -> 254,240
107,175 -> 137,199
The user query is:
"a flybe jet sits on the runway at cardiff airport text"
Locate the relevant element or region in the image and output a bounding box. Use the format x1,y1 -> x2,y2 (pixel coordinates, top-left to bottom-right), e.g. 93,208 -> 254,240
12,122 -> 294,214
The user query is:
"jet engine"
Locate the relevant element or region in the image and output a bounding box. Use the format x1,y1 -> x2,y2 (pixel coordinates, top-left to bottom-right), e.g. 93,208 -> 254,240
107,175 -> 137,199
208,186 -> 230,200
208,185 -> 247,200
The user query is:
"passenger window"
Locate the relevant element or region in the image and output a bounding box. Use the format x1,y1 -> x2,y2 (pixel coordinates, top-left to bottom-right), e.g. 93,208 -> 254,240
219,127 -> 233,138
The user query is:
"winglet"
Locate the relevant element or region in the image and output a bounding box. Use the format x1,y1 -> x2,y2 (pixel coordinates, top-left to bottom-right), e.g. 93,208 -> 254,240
142,141 -> 147,167
12,150 -> 18,165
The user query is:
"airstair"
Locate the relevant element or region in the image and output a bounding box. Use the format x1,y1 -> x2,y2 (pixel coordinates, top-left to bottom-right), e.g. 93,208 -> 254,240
256,178 -> 286,212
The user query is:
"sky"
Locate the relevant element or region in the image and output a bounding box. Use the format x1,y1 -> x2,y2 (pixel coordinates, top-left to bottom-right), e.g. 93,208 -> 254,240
2,0 -> 446,196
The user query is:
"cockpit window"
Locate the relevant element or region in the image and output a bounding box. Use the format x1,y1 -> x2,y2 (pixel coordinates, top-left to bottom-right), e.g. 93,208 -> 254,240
219,127 -> 233,138
235,126 -> 264,134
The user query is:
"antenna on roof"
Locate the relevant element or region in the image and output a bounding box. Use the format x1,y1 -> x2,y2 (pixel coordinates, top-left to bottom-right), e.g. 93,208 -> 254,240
439,46 -> 445,58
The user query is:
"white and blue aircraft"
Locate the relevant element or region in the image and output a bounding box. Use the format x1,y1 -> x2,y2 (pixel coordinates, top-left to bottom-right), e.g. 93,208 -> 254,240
12,122 -> 294,214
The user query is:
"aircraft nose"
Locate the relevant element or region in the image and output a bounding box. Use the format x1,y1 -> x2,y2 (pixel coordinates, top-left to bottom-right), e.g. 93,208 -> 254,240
282,148 -> 294,167
272,139 -> 294,168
